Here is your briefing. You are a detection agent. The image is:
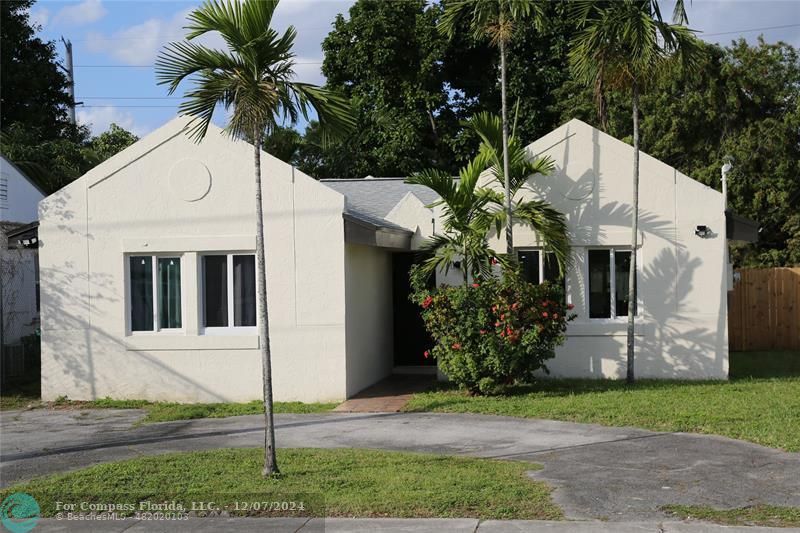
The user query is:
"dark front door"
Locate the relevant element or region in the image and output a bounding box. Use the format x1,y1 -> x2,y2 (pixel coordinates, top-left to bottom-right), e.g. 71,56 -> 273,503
392,253 -> 435,366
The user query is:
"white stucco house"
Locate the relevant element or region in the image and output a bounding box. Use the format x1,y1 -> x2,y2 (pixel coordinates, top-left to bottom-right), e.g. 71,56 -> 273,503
37,117 -> 753,403
1,155 -> 45,348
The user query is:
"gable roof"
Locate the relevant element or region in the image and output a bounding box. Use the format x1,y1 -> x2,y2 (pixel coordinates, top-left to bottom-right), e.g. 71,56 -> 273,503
320,177 -> 439,232
0,154 -> 48,197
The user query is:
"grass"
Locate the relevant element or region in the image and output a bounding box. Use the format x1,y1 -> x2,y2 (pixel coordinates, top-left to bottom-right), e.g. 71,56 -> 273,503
405,351 -> 800,452
0,448 -> 561,520
663,504 -> 800,528
0,395 -> 336,422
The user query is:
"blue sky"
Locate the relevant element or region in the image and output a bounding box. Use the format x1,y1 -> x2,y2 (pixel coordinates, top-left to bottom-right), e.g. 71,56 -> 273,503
29,0 -> 800,137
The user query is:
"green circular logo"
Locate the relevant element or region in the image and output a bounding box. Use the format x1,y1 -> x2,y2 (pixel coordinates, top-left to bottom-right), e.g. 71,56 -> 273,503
0,493 -> 40,533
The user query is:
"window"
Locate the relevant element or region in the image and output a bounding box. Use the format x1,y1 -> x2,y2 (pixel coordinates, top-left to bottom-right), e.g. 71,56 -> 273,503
129,256 -> 182,332
587,249 -> 636,319
517,250 -> 564,285
202,254 -> 256,330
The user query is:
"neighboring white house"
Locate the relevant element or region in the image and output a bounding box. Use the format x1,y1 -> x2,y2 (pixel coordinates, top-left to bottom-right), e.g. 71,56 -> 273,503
1,155 -> 45,350
38,117 -> 747,403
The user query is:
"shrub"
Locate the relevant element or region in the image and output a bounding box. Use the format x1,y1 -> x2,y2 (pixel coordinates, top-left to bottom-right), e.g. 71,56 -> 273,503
411,267 -> 576,394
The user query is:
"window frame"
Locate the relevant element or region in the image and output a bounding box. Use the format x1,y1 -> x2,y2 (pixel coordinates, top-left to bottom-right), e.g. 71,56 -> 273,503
125,254 -> 185,335
584,247 -> 640,322
200,252 -> 258,336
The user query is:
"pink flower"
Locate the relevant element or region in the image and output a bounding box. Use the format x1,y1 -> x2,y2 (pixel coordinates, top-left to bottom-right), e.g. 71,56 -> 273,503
553,313 -> 559,319
511,302 -> 519,310
567,303 -> 575,310
472,283 -> 480,288
452,343 -> 462,350
422,296 -> 433,309
491,257 -> 498,265
542,301 -> 549,307
542,311 -> 549,318
479,329 -> 487,335
423,350 -> 430,359
500,314 -> 505,320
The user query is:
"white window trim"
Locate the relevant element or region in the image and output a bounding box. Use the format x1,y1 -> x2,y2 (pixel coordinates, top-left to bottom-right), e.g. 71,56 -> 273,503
200,252 -> 257,336
516,247 -> 546,284
585,247 -> 641,322
125,254 -> 185,336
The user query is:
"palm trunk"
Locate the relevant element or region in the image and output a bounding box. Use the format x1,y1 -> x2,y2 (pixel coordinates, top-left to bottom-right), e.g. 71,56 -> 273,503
626,82 -> 640,384
500,39 -> 513,258
254,131 -> 279,476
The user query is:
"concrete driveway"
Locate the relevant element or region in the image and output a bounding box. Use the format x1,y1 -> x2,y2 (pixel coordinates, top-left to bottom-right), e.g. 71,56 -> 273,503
1,408 -> 799,522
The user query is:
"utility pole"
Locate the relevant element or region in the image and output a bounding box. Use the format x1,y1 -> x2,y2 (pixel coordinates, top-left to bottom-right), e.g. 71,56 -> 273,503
60,37 -> 76,125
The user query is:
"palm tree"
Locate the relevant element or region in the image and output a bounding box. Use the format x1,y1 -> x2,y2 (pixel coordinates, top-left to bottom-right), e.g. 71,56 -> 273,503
155,0 -> 353,476
465,112 -> 570,273
407,113 -> 568,284
439,0 -> 548,257
569,0 -> 703,383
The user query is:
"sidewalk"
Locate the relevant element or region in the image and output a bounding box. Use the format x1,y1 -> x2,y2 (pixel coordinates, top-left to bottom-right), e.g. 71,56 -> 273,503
31,517 -> 800,532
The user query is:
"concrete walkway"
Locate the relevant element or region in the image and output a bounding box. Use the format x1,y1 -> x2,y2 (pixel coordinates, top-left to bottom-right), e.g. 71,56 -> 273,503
27,517 -> 800,532
2,409 -> 799,523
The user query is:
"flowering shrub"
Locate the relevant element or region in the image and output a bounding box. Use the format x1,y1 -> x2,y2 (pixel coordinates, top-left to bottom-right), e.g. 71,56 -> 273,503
410,266 -> 576,395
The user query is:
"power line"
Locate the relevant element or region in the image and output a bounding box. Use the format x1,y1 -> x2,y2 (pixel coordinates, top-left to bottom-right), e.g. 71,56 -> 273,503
78,96 -> 181,99
73,61 -> 324,67
80,105 -> 178,108
701,23 -> 800,38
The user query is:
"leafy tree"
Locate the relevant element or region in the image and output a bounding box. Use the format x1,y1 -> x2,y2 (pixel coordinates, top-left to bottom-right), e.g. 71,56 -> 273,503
156,0 -> 353,476
569,0 -> 704,382
320,0 -> 456,179
262,124 -> 302,165
90,124 -> 139,162
0,0 -> 71,138
440,0 -> 549,256
1,123 -> 138,193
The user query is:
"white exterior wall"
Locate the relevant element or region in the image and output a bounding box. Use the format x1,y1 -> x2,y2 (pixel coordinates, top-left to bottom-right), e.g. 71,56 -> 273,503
1,156 -> 45,223
344,243 -> 394,396
39,118 -> 349,402
423,119 -> 728,379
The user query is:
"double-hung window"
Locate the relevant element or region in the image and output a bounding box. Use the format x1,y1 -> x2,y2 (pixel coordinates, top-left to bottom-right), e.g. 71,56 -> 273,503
587,249 -> 637,319
202,254 -> 257,332
129,255 -> 182,332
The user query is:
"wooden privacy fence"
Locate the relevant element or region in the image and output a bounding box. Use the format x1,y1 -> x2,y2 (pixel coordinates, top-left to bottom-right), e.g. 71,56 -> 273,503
728,267 -> 800,351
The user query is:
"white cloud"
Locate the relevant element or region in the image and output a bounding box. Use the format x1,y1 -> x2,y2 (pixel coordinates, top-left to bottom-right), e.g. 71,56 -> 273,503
77,105 -> 145,136
53,0 -> 107,27
29,7 -> 50,29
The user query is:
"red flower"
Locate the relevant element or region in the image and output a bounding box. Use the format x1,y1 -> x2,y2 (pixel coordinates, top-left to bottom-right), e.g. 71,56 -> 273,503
506,327 -> 513,335
542,300 -> 549,307
480,329 -> 487,335
452,342 -> 462,350
542,311 -> 549,318
422,296 -> 433,309
511,302 -> 519,310
499,331 -> 505,337
495,321 -> 501,327
567,303 -> 575,310
423,350 -> 430,359
472,283 -> 480,288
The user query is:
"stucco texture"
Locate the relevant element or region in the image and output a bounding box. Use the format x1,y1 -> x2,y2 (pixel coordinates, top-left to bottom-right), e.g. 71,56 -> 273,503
39,118 -> 349,402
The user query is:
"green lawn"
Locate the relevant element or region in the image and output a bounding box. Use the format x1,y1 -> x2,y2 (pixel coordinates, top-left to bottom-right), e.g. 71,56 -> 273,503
406,352 -> 800,452
0,448 -> 560,520
0,396 -> 336,421
663,504 -> 800,528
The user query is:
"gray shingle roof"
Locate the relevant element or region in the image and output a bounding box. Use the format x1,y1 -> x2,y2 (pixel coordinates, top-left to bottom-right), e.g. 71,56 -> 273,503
320,177 -> 440,231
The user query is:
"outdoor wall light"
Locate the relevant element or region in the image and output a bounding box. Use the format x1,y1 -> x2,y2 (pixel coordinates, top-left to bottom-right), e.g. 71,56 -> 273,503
695,225 -> 712,238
